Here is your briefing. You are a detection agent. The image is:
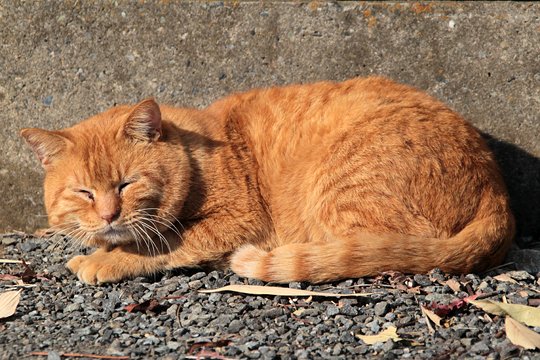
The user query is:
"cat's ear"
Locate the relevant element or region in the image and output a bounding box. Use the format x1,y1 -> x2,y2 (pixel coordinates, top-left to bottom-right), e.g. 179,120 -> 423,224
124,99 -> 162,142
20,128 -> 69,166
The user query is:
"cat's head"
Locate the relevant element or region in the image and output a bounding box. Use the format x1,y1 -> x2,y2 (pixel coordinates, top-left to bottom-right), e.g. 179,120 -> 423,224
21,99 -> 190,248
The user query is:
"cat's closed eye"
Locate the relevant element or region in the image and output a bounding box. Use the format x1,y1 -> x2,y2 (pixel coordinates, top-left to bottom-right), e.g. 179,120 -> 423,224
118,181 -> 131,194
76,189 -> 94,201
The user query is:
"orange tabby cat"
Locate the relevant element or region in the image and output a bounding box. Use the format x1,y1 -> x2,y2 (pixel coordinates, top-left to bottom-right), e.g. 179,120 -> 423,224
20,77 -> 514,285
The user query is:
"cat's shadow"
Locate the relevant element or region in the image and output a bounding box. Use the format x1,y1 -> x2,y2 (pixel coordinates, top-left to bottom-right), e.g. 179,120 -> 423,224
482,133 -> 540,248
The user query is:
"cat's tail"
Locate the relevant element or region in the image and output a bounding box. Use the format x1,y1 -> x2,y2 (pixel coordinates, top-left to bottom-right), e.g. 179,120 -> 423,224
230,213 -> 515,283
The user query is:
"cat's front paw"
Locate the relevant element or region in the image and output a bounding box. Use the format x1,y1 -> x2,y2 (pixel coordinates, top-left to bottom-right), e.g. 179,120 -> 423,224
66,249 -> 132,285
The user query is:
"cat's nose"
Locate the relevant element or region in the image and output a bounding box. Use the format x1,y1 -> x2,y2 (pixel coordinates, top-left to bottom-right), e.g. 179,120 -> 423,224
101,210 -> 120,224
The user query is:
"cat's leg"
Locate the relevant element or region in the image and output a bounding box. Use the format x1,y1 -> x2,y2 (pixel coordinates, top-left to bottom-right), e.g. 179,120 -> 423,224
66,214 -> 264,284
66,246 -> 172,284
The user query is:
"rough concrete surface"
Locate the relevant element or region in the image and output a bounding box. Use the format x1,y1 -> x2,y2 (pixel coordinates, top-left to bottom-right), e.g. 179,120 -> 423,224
0,2 -> 539,244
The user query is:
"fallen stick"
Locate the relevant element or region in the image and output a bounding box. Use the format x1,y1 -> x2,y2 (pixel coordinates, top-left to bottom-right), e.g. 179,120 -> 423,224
28,352 -> 129,359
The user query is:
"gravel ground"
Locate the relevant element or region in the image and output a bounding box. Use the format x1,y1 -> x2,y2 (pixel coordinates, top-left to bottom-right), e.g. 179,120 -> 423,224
1,233 -> 540,359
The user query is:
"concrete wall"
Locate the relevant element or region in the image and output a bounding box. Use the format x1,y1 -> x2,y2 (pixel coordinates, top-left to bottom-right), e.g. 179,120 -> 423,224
1,2 -> 538,243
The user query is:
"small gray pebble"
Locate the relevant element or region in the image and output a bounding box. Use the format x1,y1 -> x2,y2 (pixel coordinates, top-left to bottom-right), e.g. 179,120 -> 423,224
72,295 -> 85,304
506,270 -> 534,281
461,338 -> 473,347
1,237 -> 18,245
76,328 -> 92,336
208,293 -> 222,302
246,350 -> 261,359
288,282 -> 302,289
368,320 -> 381,333
471,342 -> 490,353
47,351 -> 62,360
20,240 -> 39,252
301,308 -> 319,317
507,295 -> 528,305
154,346 -> 169,353
413,274 -> 432,286
326,305 -> 340,317
64,303 -> 81,313
338,279 -> 354,287
188,280 -> 203,290
340,304 -> 358,316
382,339 -> 395,352
190,272 -> 206,280
262,308 -> 283,319
167,341 -> 181,350
166,304 -> 178,317
245,341 -> 260,350
374,301 -> 389,316
424,293 -> 456,305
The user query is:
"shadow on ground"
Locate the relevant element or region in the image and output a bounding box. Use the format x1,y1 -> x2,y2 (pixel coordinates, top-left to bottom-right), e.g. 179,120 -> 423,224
482,133 -> 540,273
482,133 -> 540,246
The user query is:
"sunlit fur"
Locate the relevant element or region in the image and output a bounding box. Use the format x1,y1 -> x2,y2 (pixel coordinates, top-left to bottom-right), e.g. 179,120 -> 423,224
21,77 -> 515,284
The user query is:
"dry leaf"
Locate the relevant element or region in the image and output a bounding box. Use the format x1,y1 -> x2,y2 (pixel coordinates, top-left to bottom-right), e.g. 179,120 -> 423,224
0,274 -> 20,281
505,316 -> 540,350
421,305 -> 442,326
28,352 -> 129,359
293,308 -> 305,316
355,326 -> 402,345
0,290 -> 22,318
188,339 -> 233,355
0,259 -> 24,264
124,299 -> 164,313
519,291 -> 529,298
200,285 -> 372,298
19,261 -> 38,283
429,294 -> 478,317
421,308 -> 435,334
494,274 -> 518,284
445,279 -> 462,292
469,300 -> 540,327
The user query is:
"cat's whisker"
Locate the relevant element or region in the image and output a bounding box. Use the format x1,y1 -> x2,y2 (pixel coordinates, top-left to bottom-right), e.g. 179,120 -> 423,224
37,221 -> 78,236
125,218 -> 154,256
64,228 -> 87,253
137,207 -> 186,232
126,226 -> 141,254
133,209 -> 184,243
134,212 -> 181,248
131,221 -> 155,257
42,222 -> 81,251
137,218 -> 171,255
133,221 -> 158,257
137,221 -> 165,256
142,216 -> 174,255
136,212 -> 183,240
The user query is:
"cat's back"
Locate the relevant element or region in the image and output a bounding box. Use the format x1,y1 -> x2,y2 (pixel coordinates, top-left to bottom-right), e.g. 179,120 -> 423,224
210,77 -> 505,242
215,77 -> 488,183
218,77 -> 474,159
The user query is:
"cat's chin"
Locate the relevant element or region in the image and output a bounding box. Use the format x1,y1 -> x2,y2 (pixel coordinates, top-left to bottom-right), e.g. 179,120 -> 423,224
94,226 -> 133,245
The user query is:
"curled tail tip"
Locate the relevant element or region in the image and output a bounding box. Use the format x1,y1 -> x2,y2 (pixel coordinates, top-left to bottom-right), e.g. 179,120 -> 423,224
230,244 -> 268,280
